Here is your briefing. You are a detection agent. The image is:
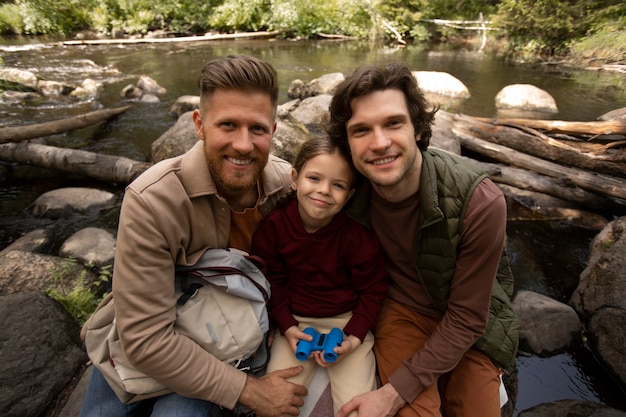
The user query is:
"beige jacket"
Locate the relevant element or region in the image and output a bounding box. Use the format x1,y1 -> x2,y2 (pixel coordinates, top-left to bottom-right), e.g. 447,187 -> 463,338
112,141 -> 291,409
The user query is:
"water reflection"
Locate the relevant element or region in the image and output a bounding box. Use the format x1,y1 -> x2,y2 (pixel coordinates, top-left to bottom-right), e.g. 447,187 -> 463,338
1,38 -> 625,414
515,348 -> 626,416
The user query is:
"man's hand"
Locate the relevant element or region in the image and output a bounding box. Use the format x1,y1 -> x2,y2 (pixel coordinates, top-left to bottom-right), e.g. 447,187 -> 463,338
337,383 -> 406,417
238,366 -> 308,417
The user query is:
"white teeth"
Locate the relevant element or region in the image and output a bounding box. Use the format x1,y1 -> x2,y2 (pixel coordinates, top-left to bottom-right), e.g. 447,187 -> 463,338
228,157 -> 250,165
373,157 -> 394,165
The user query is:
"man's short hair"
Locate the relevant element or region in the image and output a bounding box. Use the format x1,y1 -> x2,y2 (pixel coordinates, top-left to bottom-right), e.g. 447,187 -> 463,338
327,63 -> 437,152
197,54 -> 279,113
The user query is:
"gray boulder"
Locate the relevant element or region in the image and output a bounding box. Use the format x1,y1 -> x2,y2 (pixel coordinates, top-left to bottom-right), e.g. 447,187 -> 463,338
571,217 -> 626,316
170,95 -> 200,117
289,94 -> 332,132
287,72 -> 344,99
571,216 -> 626,392
495,84 -> 558,114
0,250 -> 98,296
150,111 -> 199,162
587,307 -> 626,389
413,71 -> 471,99
59,227 -> 116,267
0,67 -> 39,90
0,291 -> 87,417
513,290 -> 581,355
29,187 -> 117,219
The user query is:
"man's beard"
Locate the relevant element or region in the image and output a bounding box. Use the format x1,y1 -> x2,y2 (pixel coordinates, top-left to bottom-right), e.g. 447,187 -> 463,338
209,155 -> 266,196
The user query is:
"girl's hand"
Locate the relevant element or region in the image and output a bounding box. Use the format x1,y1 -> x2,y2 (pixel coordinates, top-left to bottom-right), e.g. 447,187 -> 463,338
312,334 -> 361,368
284,325 -> 312,354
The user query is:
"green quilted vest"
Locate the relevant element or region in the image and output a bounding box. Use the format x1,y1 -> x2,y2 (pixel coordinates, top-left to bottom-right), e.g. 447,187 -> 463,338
347,148 -> 518,369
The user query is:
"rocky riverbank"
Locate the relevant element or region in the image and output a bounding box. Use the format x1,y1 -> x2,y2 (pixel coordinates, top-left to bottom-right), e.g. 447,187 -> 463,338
1,70 -> 625,417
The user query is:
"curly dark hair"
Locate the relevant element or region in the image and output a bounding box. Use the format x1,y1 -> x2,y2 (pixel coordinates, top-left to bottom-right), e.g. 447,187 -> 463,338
327,62 -> 437,153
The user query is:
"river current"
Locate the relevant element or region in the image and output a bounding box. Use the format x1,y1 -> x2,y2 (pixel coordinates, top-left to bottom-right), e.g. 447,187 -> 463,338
1,37 -> 625,415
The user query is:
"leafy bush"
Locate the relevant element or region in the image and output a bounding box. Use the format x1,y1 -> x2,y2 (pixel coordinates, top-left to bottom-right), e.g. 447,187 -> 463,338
16,0 -> 93,35
0,3 -> 23,35
209,0 -> 271,32
494,0 -> 595,55
570,21 -> 626,64
46,257 -> 111,326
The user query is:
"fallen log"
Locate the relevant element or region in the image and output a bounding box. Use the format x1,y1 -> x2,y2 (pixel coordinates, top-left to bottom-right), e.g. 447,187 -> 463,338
467,115 -> 626,136
475,160 -> 626,212
453,115 -> 626,179
62,31 -> 283,46
454,129 -> 626,202
0,106 -> 132,144
496,183 -> 611,229
0,142 -> 150,184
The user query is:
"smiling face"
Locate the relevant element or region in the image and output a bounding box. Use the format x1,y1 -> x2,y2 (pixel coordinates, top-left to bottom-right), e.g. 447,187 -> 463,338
192,88 -> 275,201
346,88 -> 422,202
293,151 -> 355,233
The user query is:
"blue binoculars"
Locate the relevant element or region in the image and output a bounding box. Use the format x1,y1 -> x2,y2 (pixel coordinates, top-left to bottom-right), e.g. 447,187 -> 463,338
295,327 -> 343,362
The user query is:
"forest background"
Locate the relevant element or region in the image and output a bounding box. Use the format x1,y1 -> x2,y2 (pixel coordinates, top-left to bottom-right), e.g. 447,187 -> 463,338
0,0 -> 624,65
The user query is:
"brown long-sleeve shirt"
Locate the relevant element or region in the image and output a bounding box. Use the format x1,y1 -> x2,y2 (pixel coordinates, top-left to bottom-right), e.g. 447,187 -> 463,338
370,178 -> 506,403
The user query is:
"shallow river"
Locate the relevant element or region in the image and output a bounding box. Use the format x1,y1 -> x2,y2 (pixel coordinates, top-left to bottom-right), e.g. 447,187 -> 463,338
0,37 -> 625,415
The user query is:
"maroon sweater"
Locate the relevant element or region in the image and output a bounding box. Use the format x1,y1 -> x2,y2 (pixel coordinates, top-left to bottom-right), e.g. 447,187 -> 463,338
251,199 -> 388,341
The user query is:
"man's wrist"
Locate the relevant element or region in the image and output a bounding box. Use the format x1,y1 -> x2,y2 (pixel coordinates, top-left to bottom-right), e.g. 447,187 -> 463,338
381,383 -> 407,413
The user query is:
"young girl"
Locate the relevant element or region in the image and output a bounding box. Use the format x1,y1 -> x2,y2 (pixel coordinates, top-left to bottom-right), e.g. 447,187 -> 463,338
251,136 -> 388,416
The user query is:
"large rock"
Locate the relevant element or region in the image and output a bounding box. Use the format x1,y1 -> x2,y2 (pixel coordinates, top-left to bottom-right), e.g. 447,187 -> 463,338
495,84 -> 558,114
29,187 -> 117,219
413,71 -> 471,99
571,217 -> 626,393
289,94 -> 332,133
59,227 -> 116,267
0,228 -> 55,256
287,72 -> 344,99
0,250 -> 98,296
273,110 -> 310,164
0,291 -> 87,417
587,307 -> 626,389
0,67 -> 39,90
151,111 -> 198,162
170,95 -> 200,117
513,290 -> 580,355
571,217 -> 626,316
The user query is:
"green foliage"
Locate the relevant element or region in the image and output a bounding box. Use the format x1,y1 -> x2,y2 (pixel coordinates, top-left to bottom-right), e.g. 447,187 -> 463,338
16,0 -> 93,35
209,0 -> 271,32
46,257 -> 112,326
205,0 -> 372,38
494,0 -> 597,54
0,3 -> 22,35
375,0 -> 427,38
570,21 -> 626,64
423,0 -> 497,20
2,0 -> 623,62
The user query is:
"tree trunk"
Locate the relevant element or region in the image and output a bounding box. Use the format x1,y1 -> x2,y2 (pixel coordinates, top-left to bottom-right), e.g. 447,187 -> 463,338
476,160 -> 624,212
0,106 -> 132,144
0,142 -> 150,184
454,131 -> 626,202
467,115 -> 626,136
453,115 -> 626,179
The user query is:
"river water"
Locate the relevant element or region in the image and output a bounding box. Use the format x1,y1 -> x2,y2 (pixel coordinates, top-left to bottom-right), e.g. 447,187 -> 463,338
1,38 -> 625,415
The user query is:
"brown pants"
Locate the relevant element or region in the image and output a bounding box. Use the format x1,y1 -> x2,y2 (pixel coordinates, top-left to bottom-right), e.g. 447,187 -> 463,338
374,300 -> 501,417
